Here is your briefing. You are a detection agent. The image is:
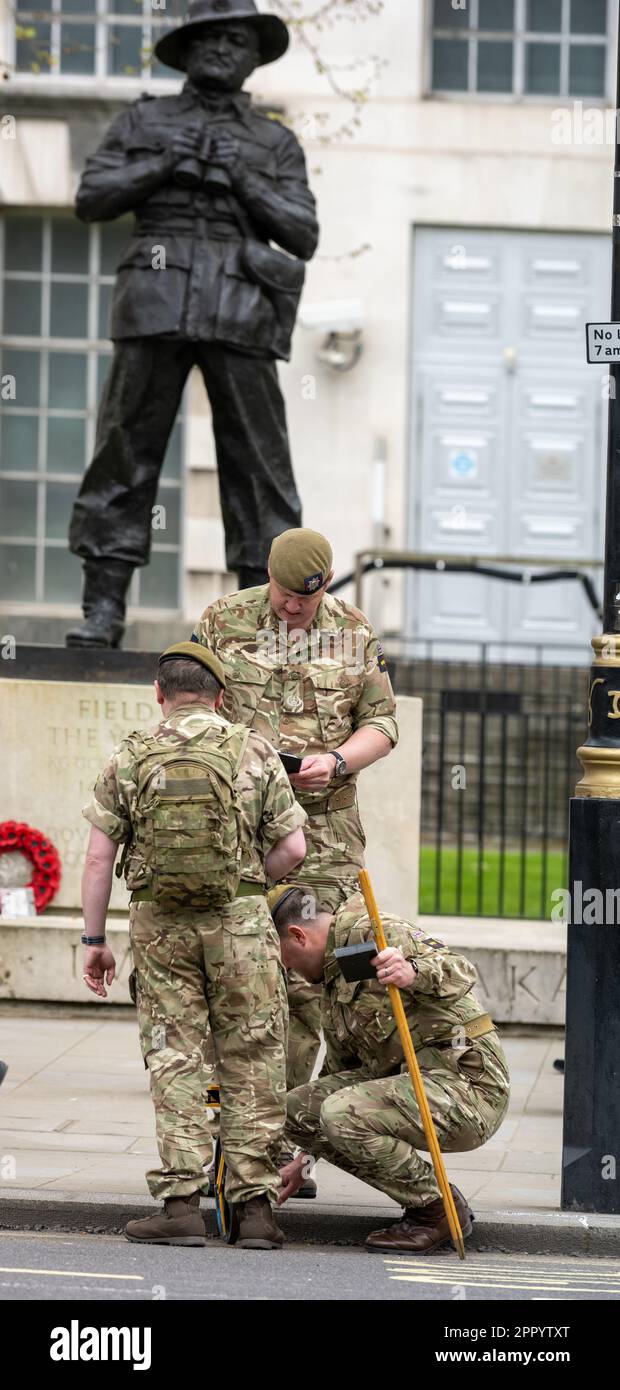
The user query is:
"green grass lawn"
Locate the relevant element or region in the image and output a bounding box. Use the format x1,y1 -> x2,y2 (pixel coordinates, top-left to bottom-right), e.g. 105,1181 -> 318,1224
419,846 -> 567,919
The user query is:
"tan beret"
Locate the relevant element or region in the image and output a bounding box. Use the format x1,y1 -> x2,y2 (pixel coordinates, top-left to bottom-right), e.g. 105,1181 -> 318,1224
266,883 -> 300,917
158,640 -> 226,689
268,528 -> 333,596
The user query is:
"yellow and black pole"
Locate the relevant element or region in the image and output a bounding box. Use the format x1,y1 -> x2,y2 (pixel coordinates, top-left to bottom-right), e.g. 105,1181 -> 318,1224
358,869 -> 465,1259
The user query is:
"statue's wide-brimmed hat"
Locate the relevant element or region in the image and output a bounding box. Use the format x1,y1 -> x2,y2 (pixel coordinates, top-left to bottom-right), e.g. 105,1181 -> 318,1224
154,0 -> 289,73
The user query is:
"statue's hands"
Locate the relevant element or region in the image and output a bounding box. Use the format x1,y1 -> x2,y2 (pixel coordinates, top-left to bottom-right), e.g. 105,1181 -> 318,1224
209,132 -> 242,177
169,124 -> 204,165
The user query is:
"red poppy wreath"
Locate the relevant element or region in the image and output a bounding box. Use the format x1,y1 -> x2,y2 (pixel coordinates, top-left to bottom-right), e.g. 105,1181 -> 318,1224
0,821 -> 62,912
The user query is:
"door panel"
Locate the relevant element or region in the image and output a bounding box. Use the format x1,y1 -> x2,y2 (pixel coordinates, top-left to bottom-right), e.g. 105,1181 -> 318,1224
410,227 -> 609,655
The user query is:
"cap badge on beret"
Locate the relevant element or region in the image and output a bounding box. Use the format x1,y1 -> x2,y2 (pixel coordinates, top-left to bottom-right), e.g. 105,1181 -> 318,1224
303,572 -> 323,594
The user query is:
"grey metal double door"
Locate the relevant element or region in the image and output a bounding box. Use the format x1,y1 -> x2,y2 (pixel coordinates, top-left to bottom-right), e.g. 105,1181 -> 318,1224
409,227 -> 610,655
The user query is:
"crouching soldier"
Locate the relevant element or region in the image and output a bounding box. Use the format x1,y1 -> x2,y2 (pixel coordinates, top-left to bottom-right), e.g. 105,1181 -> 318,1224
80,643 -> 306,1250
268,885 -> 510,1254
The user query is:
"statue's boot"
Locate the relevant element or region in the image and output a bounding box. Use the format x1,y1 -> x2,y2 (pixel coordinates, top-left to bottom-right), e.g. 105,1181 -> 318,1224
237,566 -> 268,590
65,559 -> 134,649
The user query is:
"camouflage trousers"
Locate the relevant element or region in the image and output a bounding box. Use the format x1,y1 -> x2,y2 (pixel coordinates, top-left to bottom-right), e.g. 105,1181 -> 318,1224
130,898 -> 287,1204
285,1055 -> 510,1207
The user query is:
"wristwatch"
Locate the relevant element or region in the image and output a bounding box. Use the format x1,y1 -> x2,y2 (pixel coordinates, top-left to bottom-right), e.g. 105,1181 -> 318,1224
328,751 -> 347,778
81,935 -> 106,946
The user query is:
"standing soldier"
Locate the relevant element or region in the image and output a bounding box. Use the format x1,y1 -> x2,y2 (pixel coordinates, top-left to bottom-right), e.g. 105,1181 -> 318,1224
192,527 -> 399,1180
270,884 -> 510,1254
80,642 -> 306,1249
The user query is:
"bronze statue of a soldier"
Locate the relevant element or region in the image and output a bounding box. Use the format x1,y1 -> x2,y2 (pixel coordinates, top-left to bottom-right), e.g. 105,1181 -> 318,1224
66,0 -> 319,649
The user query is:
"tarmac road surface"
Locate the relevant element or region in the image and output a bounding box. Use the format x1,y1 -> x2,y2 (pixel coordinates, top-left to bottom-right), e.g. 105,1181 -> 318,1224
0,1229 -> 618,1301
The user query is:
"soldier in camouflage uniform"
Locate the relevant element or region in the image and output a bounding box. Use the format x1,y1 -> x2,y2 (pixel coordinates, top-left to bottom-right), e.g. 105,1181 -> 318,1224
80,642 -> 306,1249
193,527 -> 398,1117
269,885 -> 510,1254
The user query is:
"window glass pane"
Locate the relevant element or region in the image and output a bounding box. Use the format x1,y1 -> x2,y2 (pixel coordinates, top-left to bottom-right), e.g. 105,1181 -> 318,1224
139,548 -> 179,608
49,282 -> 89,338
98,283 -> 113,340
479,0 -> 514,30
96,354 -> 113,399
0,544 -> 36,600
43,546 -> 83,603
108,23 -> 143,76
433,0 -> 470,27
570,0 -> 607,35
569,44 -> 607,97
100,221 -> 132,275
153,487 -> 180,544
525,41 -> 561,93
16,23 -> 52,75
4,217 -> 43,273
45,481 -> 77,540
47,417 -> 86,473
527,0 -> 562,30
432,38 -> 469,90
146,48 -> 172,79
3,281 -> 42,336
0,479 -> 38,537
63,0 -> 97,13
109,0 -> 142,12
0,416 -> 39,471
60,22 -> 96,74
477,40 -> 513,92
48,352 -> 87,409
0,349 -> 41,407
51,219 -> 89,276
161,422 -> 182,480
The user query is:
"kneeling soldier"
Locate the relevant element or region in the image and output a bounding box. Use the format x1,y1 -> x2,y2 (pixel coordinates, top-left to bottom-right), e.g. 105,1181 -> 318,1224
269,885 -> 510,1254
80,643 -> 306,1249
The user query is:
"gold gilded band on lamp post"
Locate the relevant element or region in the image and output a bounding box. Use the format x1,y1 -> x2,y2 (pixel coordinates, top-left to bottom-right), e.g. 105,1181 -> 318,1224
575,634 -> 620,797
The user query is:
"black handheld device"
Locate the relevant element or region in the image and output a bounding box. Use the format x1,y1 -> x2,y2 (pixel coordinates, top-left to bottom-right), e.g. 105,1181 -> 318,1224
335,941 -> 378,982
278,751 -> 303,775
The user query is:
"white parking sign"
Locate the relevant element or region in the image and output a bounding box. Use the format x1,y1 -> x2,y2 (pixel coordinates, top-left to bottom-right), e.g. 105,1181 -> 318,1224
586,322 -> 620,361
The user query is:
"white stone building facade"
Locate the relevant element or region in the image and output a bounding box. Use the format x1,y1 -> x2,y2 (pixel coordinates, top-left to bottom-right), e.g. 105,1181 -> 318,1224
0,0 -> 616,652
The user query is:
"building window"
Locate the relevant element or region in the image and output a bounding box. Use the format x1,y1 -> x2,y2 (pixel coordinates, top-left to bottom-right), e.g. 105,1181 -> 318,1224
430,0 -> 612,100
13,0 -> 186,81
0,214 -> 182,610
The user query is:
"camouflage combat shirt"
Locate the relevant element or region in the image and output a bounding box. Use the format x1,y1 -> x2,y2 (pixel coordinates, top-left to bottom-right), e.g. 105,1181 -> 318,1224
193,585 -> 398,894
82,702 -> 307,890
320,893 -> 509,1094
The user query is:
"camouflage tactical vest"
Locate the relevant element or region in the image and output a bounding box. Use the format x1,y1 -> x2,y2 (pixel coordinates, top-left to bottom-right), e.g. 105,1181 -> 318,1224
126,722 -> 250,911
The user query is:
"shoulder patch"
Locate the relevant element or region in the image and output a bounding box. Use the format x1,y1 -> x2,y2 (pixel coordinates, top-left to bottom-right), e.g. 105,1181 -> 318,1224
377,641 -> 388,673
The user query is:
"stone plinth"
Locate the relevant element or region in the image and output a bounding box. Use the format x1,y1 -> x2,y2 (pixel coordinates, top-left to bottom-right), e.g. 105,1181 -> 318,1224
426,917 -> 567,1027
1,679 -> 159,911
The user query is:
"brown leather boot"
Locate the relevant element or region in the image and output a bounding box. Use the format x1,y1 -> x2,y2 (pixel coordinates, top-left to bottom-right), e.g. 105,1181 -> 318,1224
365,1185 -> 473,1255
230,1195 -> 285,1250
124,1192 -> 206,1246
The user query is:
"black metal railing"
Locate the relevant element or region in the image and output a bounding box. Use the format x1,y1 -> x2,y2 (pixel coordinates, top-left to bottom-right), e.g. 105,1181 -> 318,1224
389,642 -> 587,920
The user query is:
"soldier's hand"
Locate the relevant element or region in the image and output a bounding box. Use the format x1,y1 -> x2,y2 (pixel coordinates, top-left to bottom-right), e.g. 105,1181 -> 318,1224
277,1153 -> 312,1204
372,946 -> 417,990
82,945 -> 116,999
290,754 -> 335,791
209,132 -> 242,173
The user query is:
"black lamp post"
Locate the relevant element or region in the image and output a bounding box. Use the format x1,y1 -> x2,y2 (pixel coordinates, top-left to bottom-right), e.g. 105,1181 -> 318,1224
562,15 -> 620,1212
